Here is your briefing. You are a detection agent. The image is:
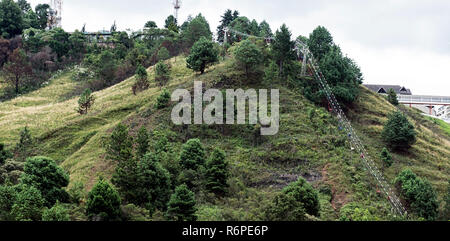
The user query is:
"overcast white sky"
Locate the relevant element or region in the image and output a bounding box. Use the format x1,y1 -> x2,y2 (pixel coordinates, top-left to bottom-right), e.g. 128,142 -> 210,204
27,0 -> 450,96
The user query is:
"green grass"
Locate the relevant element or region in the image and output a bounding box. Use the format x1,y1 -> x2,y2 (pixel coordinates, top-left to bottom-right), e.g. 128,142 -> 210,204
425,117 -> 450,137
0,56 -> 448,221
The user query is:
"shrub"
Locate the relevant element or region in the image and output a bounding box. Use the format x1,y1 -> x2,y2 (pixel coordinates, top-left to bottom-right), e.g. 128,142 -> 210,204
234,39 -> 263,79
395,169 -> 438,220
86,178 -> 121,221
282,177 -> 320,217
339,203 -> 375,221
21,156 -> 70,207
42,202 -> 70,221
155,61 -> 170,88
265,192 -> 306,221
157,47 -> 170,61
166,184 -> 197,221
0,184 -> 16,221
155,89 -> 171,109
132,65 -> 149,95
11,184 -> 45,221
380,148 -> 393,167
382,111 -> 417,150
205,148 -> 229,195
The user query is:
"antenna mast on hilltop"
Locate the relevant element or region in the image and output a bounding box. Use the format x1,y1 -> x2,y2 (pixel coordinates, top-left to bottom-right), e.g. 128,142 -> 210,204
173,0 -> 182,21
49,0 -> 63,29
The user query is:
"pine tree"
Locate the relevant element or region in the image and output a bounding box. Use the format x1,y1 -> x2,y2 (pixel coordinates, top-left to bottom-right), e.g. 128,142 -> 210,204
155,61 -> 170,88
181,14 -> 212,49
382,111 -> 417,150
217,9 -> 239,43
77,88 -> 95,115
308,26 -> 333,61
132,65 -> 149,95
86,178 -> 121,221
108,124 -> 137,202
380,147 -> 393,168
205,148 -> 229,195
112,156 -> 138,203
179,139 -> 205,170
136,153 -> 171,213
272,24 -> 296,77
166,184 -> 197,221
136,126 -> 149,158
155,88 -> 171,109
106,124 -> 134,163
387,88 -> 399,106
157,47 -> 170,61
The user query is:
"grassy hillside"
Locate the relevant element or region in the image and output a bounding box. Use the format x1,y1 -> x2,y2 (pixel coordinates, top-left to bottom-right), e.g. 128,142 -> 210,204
0,56 -> 448,220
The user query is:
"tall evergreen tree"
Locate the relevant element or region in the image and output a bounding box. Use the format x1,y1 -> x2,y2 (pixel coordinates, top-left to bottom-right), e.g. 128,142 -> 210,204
272,24 -> 296,76
205,148 -> 229,195
181,14 -> 212,49
164,15 -> 177,29
106,124 -> 134,163
216,9 -> 239,43
387,88 -> 399,106
259,20 -> 273,37
136,126 -> 149,158
136,153 -> 171,212
166,184 -> 197,221
308,26 -> 334,61
34,4 -> 50,30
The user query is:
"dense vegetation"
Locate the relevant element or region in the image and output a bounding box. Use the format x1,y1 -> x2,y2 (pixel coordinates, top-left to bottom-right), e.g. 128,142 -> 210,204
0,2 -> 449,221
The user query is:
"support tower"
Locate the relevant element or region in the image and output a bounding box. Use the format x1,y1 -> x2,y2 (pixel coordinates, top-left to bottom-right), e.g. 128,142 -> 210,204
173,0 -> 181,21
49,0 -> 63,29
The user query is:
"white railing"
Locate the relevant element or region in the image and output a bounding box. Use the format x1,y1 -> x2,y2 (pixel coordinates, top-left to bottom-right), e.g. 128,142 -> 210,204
398,95 -> 450,105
